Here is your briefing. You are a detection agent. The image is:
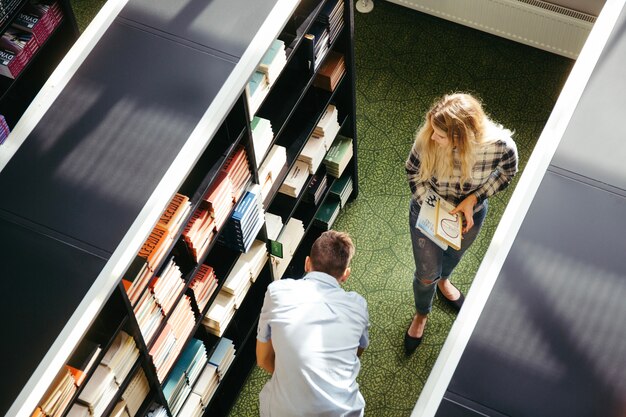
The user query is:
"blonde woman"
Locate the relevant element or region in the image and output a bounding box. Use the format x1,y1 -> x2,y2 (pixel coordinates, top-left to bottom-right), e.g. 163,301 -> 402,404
404,93 -> 518,355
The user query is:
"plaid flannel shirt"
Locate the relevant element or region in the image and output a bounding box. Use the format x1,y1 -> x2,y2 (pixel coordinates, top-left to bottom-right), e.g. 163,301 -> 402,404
406,135 -> 518,210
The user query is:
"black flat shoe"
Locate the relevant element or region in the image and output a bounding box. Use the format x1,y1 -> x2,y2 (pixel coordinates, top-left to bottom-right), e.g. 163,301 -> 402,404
404,331 -> 422,355
436,284 -> 465,312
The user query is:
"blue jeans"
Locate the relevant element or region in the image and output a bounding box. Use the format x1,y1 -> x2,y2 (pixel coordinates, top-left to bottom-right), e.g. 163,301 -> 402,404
409,198 -> 488,314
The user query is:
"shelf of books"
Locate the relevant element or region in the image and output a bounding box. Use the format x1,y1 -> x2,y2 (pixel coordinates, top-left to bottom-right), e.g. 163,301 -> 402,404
2,0 -> 356,416
0,0 -> 78,131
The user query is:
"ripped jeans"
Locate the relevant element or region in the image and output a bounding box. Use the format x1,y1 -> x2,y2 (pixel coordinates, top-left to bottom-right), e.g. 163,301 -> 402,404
409,198 -> 488,315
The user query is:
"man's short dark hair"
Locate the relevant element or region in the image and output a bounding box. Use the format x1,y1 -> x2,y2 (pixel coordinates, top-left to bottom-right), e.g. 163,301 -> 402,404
309,230 -> 355,278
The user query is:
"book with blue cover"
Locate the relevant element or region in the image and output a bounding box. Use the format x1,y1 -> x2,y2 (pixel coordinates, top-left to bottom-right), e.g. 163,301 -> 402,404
231,191 -> 254,222
208,337 -> 234,367
176,338 -> 206,381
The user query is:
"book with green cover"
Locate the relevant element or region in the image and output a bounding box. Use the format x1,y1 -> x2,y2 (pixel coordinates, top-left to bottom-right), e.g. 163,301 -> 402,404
330,174 -> 353,208
324,135 -> 352,165
259,39 -> 285,72
247,70 -> 266,97
314,200 -> 340,229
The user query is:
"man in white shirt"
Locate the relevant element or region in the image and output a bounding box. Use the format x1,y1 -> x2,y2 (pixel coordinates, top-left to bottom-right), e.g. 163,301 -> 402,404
256,230 -> 370,417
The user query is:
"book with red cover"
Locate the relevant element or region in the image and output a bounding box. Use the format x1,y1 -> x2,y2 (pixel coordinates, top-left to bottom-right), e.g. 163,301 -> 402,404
158,193 -> 190,234
314,51 -> 345,92
66,339 -> 101,386
138,224 -> 170,270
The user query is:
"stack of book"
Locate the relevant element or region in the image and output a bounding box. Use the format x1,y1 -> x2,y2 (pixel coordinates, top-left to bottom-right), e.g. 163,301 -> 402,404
182,339 -> 208,388
177,393 -> 203,417
133,291 -> 163,342
66,339 -> 102,387
100,331 -> 139,386
245,38 -> 287,118
18,2 -> 60,42
222,146 -> 251,202
265,212 -> 283,242
101,332 -> 139,385
78,332 -> 139,417
1,0 -> 63,79
121,368 -> 150,417
0,28 -> 29,79
245,70 -> 269,118
240,239 -> 270,283
222,239 -> 268,308
207,171 -> 233,229
278,160 -> 309,197
136,226 -> 169,276
258,144 -> 287,204
298,134 -> 326,174
158,193 -> 191,237
202,292 -> 236,337
184,172 -> 234,262
182,205 -> 216,263
66,403 -> 89,417
32,369 -> 76,417
163,339 -> 207,416
149,295 -> 195,382
109,400 -> 131,417
303,21 -> 329,72
146,405 -> 168,417
122,258 -> 152,306
314,199 -> 341,230
221,261 -> 252,311
208,337 -> 236,380
148,258 -> 185,315
316,0 -> 345,45
329,174 -> 353,208
191,363 -> 219,409
251,116 -> 274,167
124,193 -> 190,303
313,104 -> 341,150
313,51 -> 345,92
185,147 -> 252,261
259,38 -> 287,84
323,135 -> 353,178
188,264 -> 218,313
133,257 -> 184,342
303,173 -> 328,206
219,185 -> 265,253
0,115 -> 10,145
270,217 -> 305,279
162,366 -> 190,416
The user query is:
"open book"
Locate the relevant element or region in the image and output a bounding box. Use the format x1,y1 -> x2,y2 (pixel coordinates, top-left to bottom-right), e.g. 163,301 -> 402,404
415,190 -> 462,251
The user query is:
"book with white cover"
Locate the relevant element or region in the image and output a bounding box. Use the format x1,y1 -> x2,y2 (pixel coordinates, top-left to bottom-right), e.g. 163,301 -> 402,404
415,190 -> 462,250
279,160 -> 309,197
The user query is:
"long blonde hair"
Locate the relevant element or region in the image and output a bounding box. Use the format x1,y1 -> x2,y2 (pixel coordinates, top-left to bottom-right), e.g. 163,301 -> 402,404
414,93 -> 493,183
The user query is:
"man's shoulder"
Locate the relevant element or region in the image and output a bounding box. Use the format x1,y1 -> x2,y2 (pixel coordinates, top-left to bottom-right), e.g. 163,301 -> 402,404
343,290 -> 368,312
267,277 -> 306,296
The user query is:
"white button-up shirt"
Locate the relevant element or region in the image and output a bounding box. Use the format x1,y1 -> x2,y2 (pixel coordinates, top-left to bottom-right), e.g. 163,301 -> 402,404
257,271 -> 370,416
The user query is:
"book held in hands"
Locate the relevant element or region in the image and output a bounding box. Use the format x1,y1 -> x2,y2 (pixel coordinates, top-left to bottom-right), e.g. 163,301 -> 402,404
415,190 -> 462,250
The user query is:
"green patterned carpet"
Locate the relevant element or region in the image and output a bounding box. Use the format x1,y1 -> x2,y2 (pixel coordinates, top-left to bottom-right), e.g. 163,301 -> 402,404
230,2 -> 573,416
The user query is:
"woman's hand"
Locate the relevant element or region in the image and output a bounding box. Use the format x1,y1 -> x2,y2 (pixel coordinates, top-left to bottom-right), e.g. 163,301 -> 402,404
451,194 -> 478,234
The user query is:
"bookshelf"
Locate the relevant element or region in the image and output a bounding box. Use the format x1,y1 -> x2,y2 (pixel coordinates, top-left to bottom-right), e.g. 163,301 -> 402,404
0,0 -> 79,130
0,0 -> 357,416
